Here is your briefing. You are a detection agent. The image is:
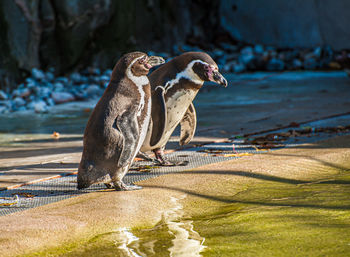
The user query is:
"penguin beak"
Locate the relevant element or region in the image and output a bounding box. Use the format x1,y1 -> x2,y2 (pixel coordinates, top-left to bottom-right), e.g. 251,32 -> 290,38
147,56 -> 165,68
212,71 -> 228,87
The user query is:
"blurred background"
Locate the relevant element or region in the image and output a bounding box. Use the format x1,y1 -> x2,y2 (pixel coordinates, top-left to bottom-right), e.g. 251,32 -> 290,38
0,0 -> 349,124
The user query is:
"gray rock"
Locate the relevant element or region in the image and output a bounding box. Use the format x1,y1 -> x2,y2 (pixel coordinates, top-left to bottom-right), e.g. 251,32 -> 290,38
33,100 -> 48,113
16,106 -> 27,112
304,57 -> 318,70
20,88 -> 31,98
12,88 -> 30,99
103,69 -> 112,77
70,72 -> 83,83
0,90 -> 7,100
233,62 -> 246,73
36,87 -> 51,98
99,75 -> 110,82
55,77 -> 69,84
291,59 -> 303,69
31,68 -> 46,81
254,44 -> 264,54
13,97 -> 26,107
87,67 -> 101,75
239,46 -> 255,65
86,84 -> 103,97
266,58 -> 285,71
51,92 -> 75,104
46,98 -> 55,106
0,106 -> 8,114
45,72 -> 55,82
52,0 -> 113,68
219,43 -> 238,52
53,82 -> 65,92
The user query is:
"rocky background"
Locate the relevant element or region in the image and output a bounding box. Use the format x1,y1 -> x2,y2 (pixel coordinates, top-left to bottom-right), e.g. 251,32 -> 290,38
0,0 -> 350,113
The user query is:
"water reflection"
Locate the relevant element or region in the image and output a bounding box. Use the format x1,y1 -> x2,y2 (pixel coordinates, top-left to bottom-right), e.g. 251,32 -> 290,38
113,228 -> 142,257
166,195 -> 206,257
110,195 -> 206,257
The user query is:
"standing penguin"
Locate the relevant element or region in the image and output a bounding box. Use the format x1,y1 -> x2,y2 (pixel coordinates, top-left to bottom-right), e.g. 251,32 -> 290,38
77,52 -> 164,191
140,52 -> 227,165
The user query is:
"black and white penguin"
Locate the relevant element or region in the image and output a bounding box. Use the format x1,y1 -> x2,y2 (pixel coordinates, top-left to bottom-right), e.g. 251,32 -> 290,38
77,52 -> 164,190
140,51 -> 227,165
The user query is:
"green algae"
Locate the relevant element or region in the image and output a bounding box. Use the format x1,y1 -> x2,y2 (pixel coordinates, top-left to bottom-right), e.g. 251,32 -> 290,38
190,173 -> 350,257
23,167 -> 350,257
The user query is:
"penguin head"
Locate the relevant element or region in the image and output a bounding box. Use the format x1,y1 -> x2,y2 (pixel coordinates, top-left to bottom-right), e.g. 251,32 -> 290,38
112,52 -> 165,80
189,52 -> 228,87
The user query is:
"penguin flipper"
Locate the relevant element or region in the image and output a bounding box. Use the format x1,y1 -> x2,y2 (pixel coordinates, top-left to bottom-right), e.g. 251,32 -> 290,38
179,103 -> 197,146
150,86 -> 167,147
116,110 -> 139,167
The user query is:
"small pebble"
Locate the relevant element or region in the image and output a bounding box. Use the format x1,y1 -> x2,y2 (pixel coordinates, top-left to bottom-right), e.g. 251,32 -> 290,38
51,92 -> 75,104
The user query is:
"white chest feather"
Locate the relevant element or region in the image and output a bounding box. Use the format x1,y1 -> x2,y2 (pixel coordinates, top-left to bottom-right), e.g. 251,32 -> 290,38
126,57 -> 149,117
125,55 -> 152,156
155,89 -> 197,147
135,97 -> 151,155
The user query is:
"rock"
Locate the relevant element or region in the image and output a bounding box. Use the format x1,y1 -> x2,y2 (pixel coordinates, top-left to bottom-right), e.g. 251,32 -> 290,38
70,72 -> 83,84
87,67 -> 101,75
266,58 -> 285,71
52,0 -> 113,68
233,61 -> 246,73
99,75 -> 110,87
45,72 -> 55,82
86,84 -> 103,97
291,59 -> 303,69
0,106 -> 8,114
0,0 -> 41,75
33,100 -> 48,113
219,43 -> 238,52
254,44 -> 264,54
46,98 -> 55,106
53,82 -> 65,92
304,57 -> 318,70
103,69 -> 112,77
12,88 -> 31,99
13,97 -> 26,107
31,68 -> 46,81
99,75 -> 110,82
313,47 -> 322,59
239,46 -> 255,65
35,87 -> 51,98
19,88 -> 31,98
55,77 -> 69,84
51,92 -> 75,104
0,90 -> 7,100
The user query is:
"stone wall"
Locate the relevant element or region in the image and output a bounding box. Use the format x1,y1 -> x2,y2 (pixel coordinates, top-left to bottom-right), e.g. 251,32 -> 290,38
220,0 -> 350,50
0,0 -> 220,90
1,0 -> 350,91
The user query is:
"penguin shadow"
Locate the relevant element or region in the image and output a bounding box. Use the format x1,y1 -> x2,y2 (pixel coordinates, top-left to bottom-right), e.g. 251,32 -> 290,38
141,169 -> 350,211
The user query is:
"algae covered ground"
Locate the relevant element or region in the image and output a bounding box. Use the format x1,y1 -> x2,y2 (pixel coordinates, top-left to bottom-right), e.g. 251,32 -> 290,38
20,136 -> 350,257
190,173 -> 350,257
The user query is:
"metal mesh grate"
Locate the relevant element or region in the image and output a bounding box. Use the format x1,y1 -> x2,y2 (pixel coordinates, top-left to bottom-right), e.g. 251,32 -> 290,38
1,120 -> 349,216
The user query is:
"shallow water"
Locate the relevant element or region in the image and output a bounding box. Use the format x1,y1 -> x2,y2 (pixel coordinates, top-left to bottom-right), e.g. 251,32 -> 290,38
57,195 -> 207,257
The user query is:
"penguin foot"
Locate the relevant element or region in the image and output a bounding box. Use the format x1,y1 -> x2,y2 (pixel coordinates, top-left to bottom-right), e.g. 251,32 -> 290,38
136,151 -> 157,162
155,159 -> 189,167
104,183 -> 113,189
114,182 -> 143,191
153,148 -> 189,166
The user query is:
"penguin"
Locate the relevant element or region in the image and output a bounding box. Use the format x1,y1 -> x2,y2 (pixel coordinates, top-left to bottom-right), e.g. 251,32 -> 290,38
140,52 -> 227,165
77,52 -> 165,191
